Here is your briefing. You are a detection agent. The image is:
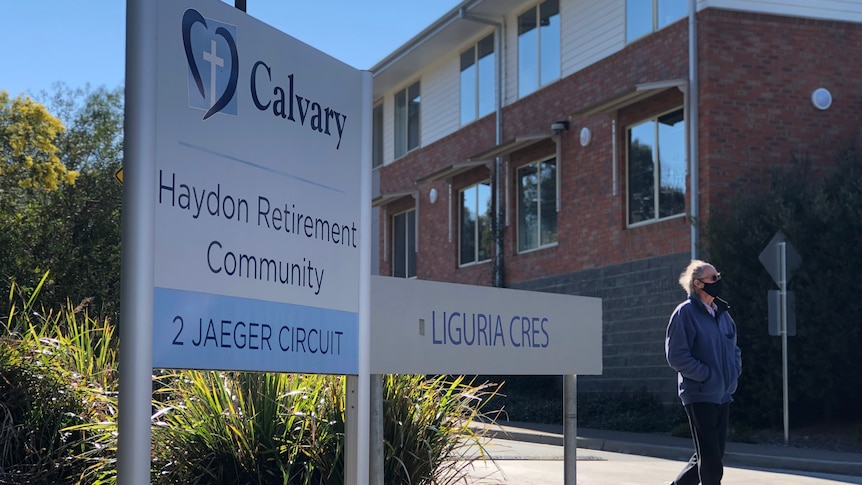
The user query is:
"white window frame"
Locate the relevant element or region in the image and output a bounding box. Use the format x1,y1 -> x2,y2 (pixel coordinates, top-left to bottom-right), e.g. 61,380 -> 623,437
517,0 -> 561,99
458,181 -> 492,267
460,33 -> 495,126
625,107 -> 686,227
626,0 -> 688,43
394,80 -> 420,159
391,208 -> 416,278
372,102 -> 383,169
516,156 -> 558,253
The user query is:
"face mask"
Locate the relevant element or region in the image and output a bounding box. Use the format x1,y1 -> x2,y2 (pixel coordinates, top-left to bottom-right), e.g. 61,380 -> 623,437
702,278 -> 723,298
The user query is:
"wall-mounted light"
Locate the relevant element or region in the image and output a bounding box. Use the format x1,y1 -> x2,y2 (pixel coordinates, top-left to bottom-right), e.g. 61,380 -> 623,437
429,188 -> 438,204
579,127 -> 592,147
811,87 -> 832,110
550,120 -> 569,135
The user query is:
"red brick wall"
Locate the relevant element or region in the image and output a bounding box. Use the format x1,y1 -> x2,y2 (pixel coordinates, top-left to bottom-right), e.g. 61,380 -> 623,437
697,9 -> 862,217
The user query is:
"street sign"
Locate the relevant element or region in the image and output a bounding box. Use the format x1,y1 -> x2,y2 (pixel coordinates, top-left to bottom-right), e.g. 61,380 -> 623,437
370,276 -> 602,375
759,231 -> 802,285
768,290 -> 796,336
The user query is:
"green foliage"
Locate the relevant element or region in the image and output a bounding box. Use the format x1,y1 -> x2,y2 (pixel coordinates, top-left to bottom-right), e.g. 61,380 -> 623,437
381,374 -> 501,484
0,85 -> 123,322
151,372 -> 342,484
152,373 -> 500,485
704,149 -> 862,427
1,275 -> 118,484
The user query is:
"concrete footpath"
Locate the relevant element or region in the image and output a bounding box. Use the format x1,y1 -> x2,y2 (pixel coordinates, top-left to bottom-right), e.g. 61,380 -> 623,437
458,422 -> 862,484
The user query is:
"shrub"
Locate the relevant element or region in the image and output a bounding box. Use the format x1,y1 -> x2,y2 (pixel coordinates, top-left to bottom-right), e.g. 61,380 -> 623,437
704,150 -> 862,427
1,274 -> 118,484
152,372 -> 500,485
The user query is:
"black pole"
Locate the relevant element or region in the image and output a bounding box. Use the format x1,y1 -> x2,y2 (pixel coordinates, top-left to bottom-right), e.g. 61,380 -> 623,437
235,0 -> 246,12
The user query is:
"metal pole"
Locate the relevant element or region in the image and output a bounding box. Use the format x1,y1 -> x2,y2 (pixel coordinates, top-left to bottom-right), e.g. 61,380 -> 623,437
369,375 -> 384,485
563,375 -> 577,484
780,242 -> 789,444
688,0 -> 700,259
118,1 -> 156,483
234,0 -> 246,12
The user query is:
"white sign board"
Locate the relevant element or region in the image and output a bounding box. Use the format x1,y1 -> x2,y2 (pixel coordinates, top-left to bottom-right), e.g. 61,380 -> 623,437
370,276 -> 602,375
151,0 -> 364,374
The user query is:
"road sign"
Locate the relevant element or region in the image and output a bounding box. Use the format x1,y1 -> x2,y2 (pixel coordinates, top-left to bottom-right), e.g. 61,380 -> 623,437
370,275 -> 602,375
758,231 -> 801,445
759,231 -> 802,285
768,290 -> 796,336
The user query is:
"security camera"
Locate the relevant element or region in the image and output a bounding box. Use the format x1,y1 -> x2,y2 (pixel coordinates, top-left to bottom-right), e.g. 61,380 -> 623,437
550,120 -> 569,134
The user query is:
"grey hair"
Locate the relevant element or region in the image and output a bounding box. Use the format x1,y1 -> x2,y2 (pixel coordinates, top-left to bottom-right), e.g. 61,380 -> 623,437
678,259 -> 711,296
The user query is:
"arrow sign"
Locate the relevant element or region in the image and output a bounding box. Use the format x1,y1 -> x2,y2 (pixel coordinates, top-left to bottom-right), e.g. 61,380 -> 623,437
758,231 -> 802,285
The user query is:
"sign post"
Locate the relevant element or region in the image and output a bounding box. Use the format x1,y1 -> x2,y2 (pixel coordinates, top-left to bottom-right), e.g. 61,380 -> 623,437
759,231 -> 802,444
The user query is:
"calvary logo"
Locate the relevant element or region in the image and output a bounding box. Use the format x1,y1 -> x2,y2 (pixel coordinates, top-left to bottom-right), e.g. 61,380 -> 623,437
182,9 -> 238,119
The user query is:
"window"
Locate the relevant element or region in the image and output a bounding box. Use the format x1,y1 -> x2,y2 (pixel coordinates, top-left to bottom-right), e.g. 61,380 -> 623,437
518,0 -> 560,98
460,34 -> 495,125
394,81 -> 420,158
626,0 -> 687,42
459,182 -> 492,266
517,157 -> 557,252
392,209 -> 416,278
372,103 -> 383,168
627,108 -> 686,225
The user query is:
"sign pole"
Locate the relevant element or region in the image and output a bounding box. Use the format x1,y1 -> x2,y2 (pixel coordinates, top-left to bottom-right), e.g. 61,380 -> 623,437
563,375 -> 577,484
780,242 -> 789,444
118,1 -> 157,483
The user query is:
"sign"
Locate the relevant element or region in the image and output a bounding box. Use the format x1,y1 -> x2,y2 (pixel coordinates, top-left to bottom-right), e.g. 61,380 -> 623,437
370,276 -> 603,375
768,290 -> 796,336
759,231 -> 802,285
150,0 -> 365,374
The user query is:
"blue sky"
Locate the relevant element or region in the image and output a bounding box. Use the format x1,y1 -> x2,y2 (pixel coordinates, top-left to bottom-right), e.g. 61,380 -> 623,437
1,1 -> 462,98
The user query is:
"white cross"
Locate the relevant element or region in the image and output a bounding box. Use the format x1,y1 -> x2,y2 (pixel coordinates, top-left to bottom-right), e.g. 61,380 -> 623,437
202,39 -> 224,108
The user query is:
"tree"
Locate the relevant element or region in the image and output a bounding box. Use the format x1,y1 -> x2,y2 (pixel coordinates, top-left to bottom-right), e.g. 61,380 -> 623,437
704,150 -> 862,427
0,91 -> 77,193
0,85 -> 123,321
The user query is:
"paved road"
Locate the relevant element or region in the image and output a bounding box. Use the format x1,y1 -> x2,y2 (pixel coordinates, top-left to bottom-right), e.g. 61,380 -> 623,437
457,438 -> 862,485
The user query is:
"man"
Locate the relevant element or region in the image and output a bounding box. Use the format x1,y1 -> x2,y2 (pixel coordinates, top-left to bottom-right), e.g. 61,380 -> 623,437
666,260 -> 742,485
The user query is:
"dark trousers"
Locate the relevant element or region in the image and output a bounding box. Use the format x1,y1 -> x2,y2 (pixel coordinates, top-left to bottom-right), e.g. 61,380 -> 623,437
673,402 -> 730,485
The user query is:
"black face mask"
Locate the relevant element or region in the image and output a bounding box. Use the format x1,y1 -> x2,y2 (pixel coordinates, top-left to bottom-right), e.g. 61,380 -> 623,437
702,278 -> 723,298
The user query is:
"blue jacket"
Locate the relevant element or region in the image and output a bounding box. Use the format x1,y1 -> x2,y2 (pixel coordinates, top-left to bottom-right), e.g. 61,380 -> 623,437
665,295 -> 742,405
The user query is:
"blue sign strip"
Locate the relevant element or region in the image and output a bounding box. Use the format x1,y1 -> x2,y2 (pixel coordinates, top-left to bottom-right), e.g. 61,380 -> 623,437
153,287 -> 358,374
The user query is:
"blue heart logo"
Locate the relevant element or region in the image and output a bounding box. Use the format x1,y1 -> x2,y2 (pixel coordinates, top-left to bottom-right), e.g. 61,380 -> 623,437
182,9 -> 238,120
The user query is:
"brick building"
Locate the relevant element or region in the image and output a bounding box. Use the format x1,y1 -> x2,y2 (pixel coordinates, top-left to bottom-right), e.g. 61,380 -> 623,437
369,0 -> 862,404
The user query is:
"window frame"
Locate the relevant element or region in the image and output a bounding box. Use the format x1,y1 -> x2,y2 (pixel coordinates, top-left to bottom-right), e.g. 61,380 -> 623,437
625,106 -> 687,228
625,0 -> 687,43
460,33 -> 496,126
394,80 -> 420,159
517,0 -> 561,99
458,181 -> 493,267
516,156 -> 558,253
391,208 -> 416,278
372,102 -> 383,169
